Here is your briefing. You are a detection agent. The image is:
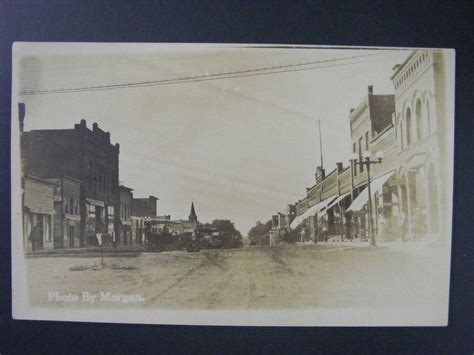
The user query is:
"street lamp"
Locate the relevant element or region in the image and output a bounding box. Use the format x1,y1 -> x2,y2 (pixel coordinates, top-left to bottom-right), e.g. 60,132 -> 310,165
347,153 -> 359,242
353,150 -> 384,246
349,153 -> 358,201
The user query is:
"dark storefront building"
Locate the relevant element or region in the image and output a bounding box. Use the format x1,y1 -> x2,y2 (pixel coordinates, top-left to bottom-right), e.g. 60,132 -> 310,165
21,119 -> 120,246
119,185 -> 133,245
46,176 -> 82,248
131,195 -> 158,245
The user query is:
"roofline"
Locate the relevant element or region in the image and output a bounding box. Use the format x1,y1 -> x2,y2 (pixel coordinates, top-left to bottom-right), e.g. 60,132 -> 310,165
119,185 -> 134,192
371,123 -> 394,143
133,196 -> 159,201
24,174 -> 57,185
390,50 -> 418,80
24,128 -> 75,133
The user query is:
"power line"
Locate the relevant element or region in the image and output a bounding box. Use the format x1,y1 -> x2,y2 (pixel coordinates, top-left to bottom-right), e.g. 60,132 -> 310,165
19,52 -> 386,95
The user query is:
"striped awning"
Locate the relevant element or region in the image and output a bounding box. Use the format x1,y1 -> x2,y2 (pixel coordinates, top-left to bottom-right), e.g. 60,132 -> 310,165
326,192 -> 351,210
346,171 -> 394,212
290,195 -> 338,229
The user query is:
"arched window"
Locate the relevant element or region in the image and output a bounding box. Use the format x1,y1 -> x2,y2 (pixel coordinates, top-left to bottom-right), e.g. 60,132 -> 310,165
415,99 -> 423,140
406,107 -> 412,145
426,99 -> 432,134
399,121 -> 404,149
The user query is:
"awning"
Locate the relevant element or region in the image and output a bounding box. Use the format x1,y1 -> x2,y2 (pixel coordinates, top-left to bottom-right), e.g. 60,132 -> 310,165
86,198 -> 105,207
289,215 -> 304,230
290,195 -> 337,229
326,192 -> 350,210
346,171 -> 394,212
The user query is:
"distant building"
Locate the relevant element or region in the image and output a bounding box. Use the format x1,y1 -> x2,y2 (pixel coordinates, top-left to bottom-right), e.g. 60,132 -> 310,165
189,201 -> 197,222
21,119 -> 120,246
170,202 -> 199,234
132,196 -> 158,217
269,204 -> 296,245
146,202 -> 199,236
131,195 -> 158,245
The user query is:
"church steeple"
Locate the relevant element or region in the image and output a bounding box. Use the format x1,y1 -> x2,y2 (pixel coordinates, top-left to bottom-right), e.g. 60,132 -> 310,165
189,201 -> 197,222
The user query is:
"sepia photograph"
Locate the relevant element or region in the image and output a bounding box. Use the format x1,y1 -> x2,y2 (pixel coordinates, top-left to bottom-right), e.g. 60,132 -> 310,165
11,43 -> 455,326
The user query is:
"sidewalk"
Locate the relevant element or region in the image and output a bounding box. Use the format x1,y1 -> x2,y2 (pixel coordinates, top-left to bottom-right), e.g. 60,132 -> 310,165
296,234 -> 448,257
25,245 -> 143,258
377,237 -> 448,258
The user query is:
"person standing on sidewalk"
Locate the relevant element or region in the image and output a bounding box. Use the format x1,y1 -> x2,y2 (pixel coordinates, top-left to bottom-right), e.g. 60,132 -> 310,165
322,223 -> 328,242
377,213 -> 387,242
413,208 -> 426,242
29,226 -> 40,252
300,228 -> 306,243
111,228 -> 117,248
398,211 -> 407,242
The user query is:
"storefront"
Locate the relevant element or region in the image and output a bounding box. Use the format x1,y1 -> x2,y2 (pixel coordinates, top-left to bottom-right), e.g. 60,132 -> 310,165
85,198 -> 106,245
23,176 -> 55,251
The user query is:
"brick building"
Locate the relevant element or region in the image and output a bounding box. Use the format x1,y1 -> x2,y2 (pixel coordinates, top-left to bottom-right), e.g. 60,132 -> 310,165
21,119 -> 120,246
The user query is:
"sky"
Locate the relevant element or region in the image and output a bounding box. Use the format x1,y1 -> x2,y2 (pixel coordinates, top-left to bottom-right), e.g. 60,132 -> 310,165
13,43 -> 411,235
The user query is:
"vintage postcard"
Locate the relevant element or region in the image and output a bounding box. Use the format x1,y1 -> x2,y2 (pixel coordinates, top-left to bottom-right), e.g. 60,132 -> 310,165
11,43 -> 455,326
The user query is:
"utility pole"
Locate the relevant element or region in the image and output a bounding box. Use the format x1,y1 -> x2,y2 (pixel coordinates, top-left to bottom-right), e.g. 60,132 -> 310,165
318,119 -> 324,169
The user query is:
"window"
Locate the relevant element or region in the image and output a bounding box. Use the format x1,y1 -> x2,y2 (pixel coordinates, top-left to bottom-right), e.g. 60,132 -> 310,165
108,206 -> 114,217
88,204 -> 96,217
68,197 -> 74,214
353,143 -> 356,153
406,107 -> 412,145
74,197 -> 79,215
399,121 -> 404,149
365,131 -> 369,151
358,137 -> 363,172
426,99 -> 432,134
415,99 -> 423,140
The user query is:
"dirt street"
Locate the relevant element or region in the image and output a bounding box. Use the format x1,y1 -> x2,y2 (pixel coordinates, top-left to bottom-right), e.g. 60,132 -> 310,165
26,243 -> 448,310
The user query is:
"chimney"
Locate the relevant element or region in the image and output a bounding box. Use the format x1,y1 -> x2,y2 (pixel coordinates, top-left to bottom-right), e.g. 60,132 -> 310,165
368,85 -> 373,94
75,119 -> 87,130
336,162 -> 343,172
18,103 -> 25,132
93,122 -> 98,131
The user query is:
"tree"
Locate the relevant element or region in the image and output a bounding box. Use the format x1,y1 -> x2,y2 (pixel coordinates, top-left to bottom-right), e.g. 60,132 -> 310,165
210,219 -> 240,235
248,220 -> 272,246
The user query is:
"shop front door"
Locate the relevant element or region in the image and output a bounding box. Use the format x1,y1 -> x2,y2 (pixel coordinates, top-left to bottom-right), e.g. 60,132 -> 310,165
68,225 -> 75,248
